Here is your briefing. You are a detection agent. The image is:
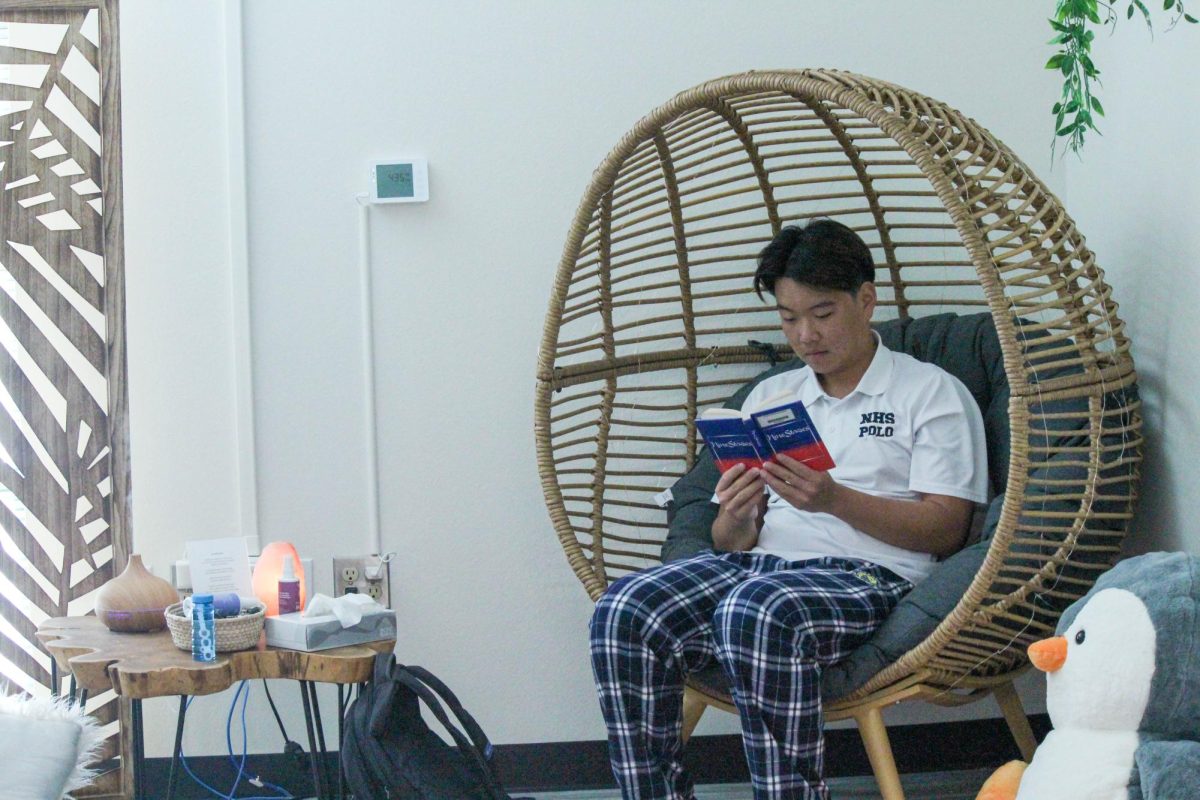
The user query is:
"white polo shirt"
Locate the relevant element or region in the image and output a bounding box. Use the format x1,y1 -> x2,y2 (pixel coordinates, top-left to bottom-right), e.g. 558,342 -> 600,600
738,335 -> 988,584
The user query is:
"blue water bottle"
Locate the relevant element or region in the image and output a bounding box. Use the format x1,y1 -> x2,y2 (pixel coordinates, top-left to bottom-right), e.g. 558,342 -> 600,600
191,593 -> 216,662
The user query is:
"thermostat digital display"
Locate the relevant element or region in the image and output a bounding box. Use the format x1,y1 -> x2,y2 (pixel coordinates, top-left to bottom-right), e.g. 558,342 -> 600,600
370,158 -> 428,204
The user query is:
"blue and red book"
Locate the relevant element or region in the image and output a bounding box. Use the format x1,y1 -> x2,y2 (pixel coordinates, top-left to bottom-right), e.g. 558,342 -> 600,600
696,392 -> 836,474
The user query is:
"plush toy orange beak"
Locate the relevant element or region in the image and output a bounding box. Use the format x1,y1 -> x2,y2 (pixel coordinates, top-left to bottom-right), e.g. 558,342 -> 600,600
1028,636 -> 1068,672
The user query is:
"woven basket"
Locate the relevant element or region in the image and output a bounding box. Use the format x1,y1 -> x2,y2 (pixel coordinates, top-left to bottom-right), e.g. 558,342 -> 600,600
164,602 -> 265,653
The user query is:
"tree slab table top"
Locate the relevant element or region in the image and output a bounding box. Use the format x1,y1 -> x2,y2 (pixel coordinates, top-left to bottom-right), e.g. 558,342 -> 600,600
37,616 -> 394,699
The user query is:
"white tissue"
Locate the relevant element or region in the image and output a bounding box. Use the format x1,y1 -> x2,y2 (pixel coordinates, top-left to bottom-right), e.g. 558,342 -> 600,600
302,592 -> 384,628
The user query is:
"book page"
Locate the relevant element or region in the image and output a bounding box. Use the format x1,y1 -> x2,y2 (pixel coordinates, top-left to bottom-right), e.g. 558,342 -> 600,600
699,407 -> 745,420
754,390 -> 799,412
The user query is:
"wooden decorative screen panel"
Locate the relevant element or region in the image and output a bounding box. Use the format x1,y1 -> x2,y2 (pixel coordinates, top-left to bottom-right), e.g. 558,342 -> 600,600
0,0 -> 128,793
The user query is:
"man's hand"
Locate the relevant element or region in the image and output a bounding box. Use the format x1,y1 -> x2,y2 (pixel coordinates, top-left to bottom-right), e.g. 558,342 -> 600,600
761,454 -> 841,514
762,454 -> 974,557
711,463 -> 765,552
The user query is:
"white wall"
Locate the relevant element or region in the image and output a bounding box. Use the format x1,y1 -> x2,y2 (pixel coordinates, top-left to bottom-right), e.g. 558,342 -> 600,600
1061,22 -> 1200,558
120,0 -> 261,760
121,0 -> 1064,760
121,8 -> 244,600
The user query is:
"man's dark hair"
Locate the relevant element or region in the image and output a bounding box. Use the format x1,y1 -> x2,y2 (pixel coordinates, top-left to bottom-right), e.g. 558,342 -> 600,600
752,219 -> 875,299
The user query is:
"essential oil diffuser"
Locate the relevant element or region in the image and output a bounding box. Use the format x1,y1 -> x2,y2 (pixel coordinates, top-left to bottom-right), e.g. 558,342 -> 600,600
94,555 -> 181,632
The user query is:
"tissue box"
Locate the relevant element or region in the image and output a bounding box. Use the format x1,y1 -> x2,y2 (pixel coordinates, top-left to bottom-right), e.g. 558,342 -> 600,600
265,608 -> 397,651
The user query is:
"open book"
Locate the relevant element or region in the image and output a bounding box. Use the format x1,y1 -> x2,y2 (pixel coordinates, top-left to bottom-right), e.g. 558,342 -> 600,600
695,391 -> 836,474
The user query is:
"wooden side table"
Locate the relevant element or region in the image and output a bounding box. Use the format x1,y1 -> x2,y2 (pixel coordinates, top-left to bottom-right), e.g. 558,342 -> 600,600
37,616 -> 394,800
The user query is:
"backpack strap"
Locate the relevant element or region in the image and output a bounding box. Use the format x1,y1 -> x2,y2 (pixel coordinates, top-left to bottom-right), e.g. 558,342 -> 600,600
363,652 -> 404,739
373,651 -> 396,684
402,665 -> 495,761
392,667 -> 507,799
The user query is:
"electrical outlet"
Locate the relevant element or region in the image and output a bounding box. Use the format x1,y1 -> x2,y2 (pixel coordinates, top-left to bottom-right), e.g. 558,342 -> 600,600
333,556 -> 392,608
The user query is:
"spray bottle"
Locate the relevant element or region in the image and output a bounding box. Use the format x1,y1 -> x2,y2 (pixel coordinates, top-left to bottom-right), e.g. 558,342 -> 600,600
277,555 -> 301,614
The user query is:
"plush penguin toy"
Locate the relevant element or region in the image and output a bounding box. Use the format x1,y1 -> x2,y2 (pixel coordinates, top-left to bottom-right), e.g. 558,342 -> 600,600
977,551 -> 1200,800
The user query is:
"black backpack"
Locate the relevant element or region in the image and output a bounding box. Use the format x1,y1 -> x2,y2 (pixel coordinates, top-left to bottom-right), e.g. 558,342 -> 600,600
342,654 -> 512,800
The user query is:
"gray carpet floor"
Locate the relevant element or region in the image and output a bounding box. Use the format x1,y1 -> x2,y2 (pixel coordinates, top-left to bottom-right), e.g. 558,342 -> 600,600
527,768 -> 995,800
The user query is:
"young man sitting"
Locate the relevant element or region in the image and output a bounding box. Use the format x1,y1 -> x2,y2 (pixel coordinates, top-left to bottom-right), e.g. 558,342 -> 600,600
589,219 -> 988,800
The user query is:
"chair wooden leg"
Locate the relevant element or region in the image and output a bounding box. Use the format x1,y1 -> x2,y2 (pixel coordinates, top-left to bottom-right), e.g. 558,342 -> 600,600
681,687 -> 707,743
855,707 -> 905,800
993,681 -> 1038,762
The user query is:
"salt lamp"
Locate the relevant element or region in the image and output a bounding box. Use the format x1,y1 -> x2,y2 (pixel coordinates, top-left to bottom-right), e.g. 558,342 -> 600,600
95,554 -> 180,632
251,541 -> 307,616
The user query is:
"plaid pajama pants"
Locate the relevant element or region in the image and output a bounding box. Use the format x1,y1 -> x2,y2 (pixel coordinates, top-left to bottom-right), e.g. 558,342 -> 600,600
589,550 -> 912,800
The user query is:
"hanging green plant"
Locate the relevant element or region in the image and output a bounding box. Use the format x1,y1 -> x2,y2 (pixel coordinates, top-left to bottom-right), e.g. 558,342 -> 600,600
1049,0 -> 1196,157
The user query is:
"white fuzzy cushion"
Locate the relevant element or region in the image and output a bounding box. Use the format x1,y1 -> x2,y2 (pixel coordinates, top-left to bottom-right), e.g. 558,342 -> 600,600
0,692 -> 104,799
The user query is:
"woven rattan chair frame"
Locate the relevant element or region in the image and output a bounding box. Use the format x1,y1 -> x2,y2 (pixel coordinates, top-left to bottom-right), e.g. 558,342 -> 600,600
535,70 -> 1141,797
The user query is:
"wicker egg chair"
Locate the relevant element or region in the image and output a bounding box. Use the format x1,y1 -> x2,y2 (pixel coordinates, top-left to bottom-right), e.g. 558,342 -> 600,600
535,70 -> 1141,799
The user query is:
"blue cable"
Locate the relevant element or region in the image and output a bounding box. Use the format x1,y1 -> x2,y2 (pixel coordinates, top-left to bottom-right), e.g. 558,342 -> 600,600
177,683 -> 296,800
225,680 -> 247,797
230,680 -> 292,799
178,695 -> 237,799
238,680 -> 293,798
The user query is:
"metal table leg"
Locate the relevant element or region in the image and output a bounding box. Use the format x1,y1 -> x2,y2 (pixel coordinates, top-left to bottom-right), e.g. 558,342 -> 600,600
309,681 -> 332,792
337,684 -> 347,800
131,698 -> 145,800
300,680 -> 327,799
308,681 -> 342,798
166,695 -> 187,800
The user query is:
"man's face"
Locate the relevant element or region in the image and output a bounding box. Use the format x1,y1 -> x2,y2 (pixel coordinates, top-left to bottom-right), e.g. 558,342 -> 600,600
774,277 -> 877,381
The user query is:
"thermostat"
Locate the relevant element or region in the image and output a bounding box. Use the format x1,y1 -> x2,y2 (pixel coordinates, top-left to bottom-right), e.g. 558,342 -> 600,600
370,158 -> 429,203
